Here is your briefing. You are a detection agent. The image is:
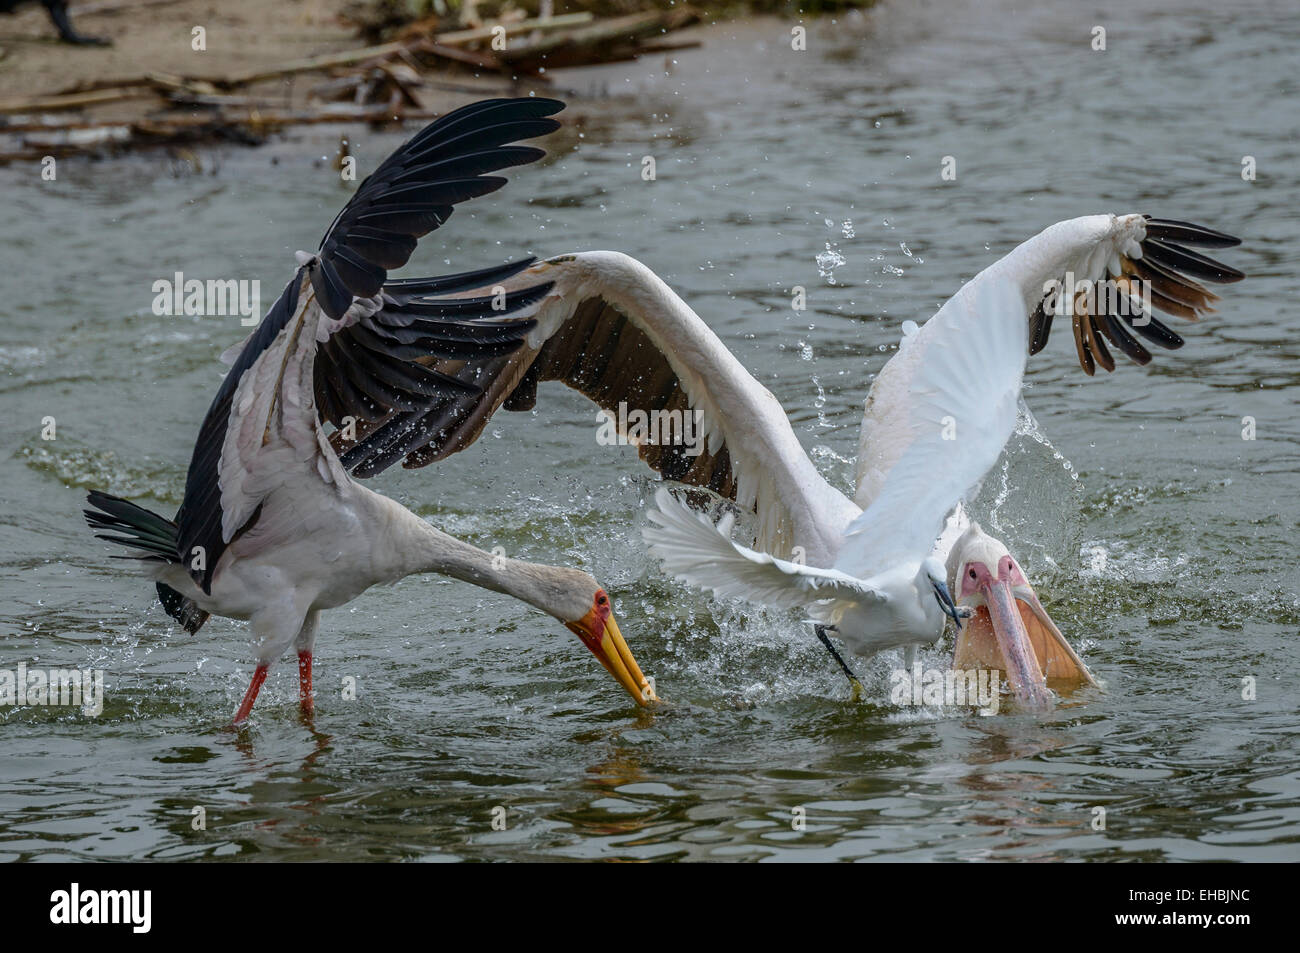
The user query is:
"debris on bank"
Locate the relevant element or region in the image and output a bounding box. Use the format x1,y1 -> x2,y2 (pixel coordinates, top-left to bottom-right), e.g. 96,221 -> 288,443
0,4 -> 701,163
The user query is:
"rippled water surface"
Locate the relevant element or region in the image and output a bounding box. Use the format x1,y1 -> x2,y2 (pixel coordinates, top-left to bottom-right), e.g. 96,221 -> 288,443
1,0 -> 1297,861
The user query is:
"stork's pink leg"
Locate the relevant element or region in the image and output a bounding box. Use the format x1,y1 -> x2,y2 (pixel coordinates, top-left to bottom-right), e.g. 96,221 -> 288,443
297,651 -> 314,714
232,664 -> 269,725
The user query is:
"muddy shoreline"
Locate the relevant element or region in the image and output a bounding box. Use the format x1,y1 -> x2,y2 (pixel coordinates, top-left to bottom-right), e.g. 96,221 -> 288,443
0,0 -> 857,162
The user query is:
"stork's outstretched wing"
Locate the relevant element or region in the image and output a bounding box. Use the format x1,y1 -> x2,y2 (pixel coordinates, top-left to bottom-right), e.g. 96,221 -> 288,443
836,279 -> 1028,581
333,251 -> 860,565
175,98 -> 563,593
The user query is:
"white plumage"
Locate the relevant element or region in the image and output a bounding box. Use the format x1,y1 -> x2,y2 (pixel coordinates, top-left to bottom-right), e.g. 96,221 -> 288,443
302,204 -> 1243,707
833,279 -> 1027,582
645,278 -> 1027,658
452,212 -> 1240,705
85,99 -> 659,724
643,487 -> 881,611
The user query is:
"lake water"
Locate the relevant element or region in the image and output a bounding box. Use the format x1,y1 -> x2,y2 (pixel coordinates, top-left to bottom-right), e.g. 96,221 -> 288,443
1,0 -> 1297,861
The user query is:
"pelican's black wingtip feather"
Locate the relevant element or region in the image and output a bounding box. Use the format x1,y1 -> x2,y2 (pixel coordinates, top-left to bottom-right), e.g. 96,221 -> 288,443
1123,312 -> 1185,350
1096,308 -> 1153,366
1032,216 -> 1243,374
1028,300 -> 1053,355
1141,237 -> 1245,285
1143,216 -> 1241,249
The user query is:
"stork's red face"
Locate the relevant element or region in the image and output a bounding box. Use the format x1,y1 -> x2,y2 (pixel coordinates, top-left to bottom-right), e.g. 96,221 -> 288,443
956,554 -> 1052,709
565,589 -> 658,707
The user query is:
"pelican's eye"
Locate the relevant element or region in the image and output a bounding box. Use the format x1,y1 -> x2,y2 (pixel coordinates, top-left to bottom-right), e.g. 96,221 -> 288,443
968,567 -> 977,580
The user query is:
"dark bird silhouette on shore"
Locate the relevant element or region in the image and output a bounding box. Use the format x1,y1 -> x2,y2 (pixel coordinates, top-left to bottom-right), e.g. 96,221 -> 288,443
0,0 -> 110,45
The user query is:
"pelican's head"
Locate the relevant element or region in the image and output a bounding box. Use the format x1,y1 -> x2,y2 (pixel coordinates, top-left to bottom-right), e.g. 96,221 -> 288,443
552,573 -> 658,707
945,523 -> 1093,708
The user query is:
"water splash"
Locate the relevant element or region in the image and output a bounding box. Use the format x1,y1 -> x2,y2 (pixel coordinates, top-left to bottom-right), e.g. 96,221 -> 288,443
968,402 -> 1085,576
20,440 -> 181,501
816,244 -> 846,282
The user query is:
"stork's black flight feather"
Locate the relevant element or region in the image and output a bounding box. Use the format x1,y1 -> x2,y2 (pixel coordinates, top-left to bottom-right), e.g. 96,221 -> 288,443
159,97 -> 563,594
83,490 -> 211,633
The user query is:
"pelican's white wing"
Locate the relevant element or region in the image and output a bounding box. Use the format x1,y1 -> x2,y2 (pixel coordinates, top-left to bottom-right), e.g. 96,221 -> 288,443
338,251 -> 861,566
642,488 -> 881,610
834,279 -> 1028,581
855,212 -> 1244,509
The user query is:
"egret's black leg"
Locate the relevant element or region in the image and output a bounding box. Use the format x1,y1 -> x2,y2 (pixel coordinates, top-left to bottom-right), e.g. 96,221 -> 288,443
814,624 -> 865,700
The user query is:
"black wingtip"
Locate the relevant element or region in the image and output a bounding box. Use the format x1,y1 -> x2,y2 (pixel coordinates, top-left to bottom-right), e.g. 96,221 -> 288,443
1123,311 -> 1185,350
311,98 -> 564,320
1028,300 -> 1053,355
526,97 -> 566,117
384,256 -> 539,300
156,582 -> 210,635
1142,237 -> 1245,284
1144,216 -> 1241,249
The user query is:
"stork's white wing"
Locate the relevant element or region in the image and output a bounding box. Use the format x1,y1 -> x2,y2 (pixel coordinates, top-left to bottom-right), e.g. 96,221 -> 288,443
643,488 -> 880,610
834,279 -> 1027,581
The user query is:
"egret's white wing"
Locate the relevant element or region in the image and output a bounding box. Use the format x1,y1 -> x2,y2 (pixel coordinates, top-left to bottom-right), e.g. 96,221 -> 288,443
834,278 -> 1028,581
643,488 -> 881,610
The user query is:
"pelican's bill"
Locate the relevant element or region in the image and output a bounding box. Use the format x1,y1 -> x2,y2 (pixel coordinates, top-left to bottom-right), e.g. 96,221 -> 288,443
953,592 -> 1095,701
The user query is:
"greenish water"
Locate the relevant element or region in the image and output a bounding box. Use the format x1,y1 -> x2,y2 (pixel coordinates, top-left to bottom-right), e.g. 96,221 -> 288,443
1,1 -> 1297,861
